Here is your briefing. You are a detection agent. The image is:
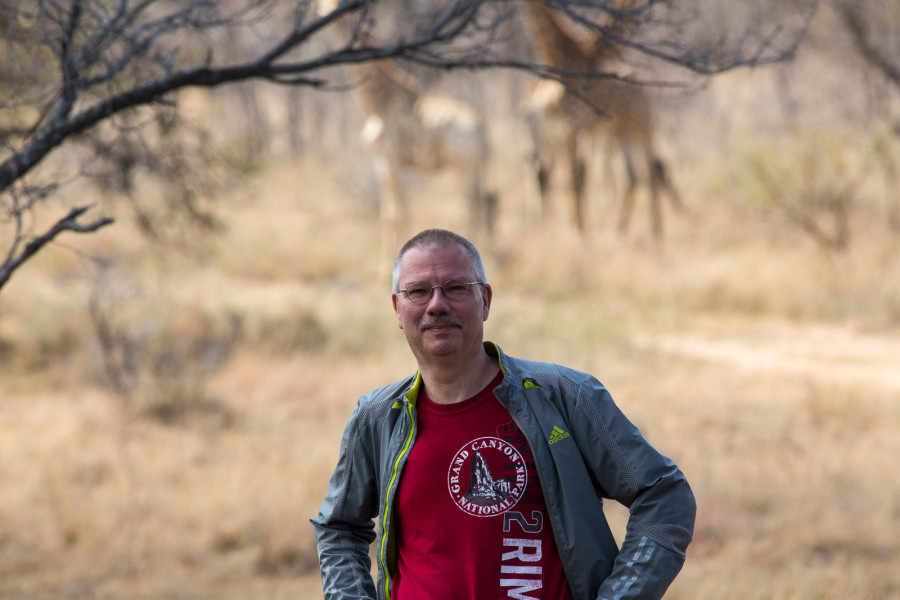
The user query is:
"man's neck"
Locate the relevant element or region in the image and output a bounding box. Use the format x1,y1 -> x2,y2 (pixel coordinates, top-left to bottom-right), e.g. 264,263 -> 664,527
418,349 -> 499,405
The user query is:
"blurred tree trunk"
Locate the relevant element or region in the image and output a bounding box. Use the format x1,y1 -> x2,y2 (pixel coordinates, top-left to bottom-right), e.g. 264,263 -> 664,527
834,0 -> 900,89
832,0 -> 900,230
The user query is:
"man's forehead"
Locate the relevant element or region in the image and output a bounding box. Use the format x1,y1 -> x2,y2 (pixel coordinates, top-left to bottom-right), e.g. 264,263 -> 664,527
398,244 -> 471,279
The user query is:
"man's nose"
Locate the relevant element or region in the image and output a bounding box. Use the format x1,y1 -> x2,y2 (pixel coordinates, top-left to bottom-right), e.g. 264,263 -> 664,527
425,286 -> 451,312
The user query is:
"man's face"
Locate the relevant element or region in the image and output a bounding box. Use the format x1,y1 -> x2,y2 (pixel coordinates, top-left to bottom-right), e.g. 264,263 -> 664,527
392,244 -> 492,363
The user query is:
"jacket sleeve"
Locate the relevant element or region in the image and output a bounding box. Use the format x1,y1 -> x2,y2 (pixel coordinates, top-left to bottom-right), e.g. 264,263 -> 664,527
575,378 -> 696,600
310,403 -> 380,600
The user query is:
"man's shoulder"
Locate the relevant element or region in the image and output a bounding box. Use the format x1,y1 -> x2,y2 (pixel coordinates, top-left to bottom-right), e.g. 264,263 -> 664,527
354,373 -> 417,419
503,352 -> 596,389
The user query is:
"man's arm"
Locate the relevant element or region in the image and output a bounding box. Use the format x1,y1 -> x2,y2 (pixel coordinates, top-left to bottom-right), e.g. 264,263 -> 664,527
310,405 -> 380,600
577,381 -> 697,600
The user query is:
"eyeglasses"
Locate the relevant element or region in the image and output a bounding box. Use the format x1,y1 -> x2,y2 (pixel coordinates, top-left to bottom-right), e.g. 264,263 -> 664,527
397,278 -> 485,304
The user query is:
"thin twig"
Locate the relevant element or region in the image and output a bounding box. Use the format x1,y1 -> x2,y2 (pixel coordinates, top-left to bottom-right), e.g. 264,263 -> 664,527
0,204 -> 115,289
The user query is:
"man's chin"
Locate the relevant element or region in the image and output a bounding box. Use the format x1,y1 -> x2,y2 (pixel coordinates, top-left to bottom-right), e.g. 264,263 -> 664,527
422,336 -> 462,356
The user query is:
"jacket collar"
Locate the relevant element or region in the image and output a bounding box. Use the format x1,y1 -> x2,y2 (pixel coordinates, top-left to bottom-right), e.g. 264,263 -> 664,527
403,341 -> 512,406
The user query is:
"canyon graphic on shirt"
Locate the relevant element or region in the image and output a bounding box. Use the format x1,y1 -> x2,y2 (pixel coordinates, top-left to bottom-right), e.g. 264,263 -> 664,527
448,435 -> 527,517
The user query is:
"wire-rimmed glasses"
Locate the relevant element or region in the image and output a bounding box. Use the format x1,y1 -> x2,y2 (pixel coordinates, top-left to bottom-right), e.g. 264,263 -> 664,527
397,278 -> 485,304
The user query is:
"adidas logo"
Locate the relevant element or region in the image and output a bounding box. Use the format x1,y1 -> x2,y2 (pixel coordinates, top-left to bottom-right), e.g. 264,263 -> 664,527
548,426 -> 570,445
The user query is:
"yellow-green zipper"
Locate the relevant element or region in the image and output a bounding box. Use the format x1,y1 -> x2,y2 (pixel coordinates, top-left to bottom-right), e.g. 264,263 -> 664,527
380,377 -> 420,599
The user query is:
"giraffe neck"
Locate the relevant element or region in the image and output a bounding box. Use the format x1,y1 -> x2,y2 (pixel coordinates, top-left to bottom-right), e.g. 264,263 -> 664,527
521,2 -> 594,71
521,1 -> 637,71
349,59 -> 421,120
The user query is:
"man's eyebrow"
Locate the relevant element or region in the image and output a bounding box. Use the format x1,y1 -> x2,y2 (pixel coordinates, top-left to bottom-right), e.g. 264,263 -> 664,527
402,277 -> 471,286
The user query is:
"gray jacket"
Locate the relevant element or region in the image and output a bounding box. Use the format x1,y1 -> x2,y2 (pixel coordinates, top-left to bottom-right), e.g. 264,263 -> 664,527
311,342 -> 696,600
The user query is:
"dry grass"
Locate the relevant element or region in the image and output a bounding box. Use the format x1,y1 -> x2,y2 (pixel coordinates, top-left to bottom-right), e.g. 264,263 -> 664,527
3,8 -> 900,598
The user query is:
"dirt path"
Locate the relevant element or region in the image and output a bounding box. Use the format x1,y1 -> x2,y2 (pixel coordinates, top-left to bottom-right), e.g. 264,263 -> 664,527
633,320 -> 900,391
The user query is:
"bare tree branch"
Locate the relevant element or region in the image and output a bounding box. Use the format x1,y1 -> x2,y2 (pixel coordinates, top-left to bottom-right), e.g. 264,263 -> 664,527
0,203 -> 114,289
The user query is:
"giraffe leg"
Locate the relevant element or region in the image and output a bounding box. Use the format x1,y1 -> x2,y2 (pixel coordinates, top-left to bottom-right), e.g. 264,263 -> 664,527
617,146 -> 638,236
527,114 -> 554,219
467,161 -> 498,240
484,191 -> 499,238
537,164 -> 552,216
649,160 -> 663,240
572,158 -> 587,232
377,158 -> 407,273
652,157 -> 685,214
565,133 -> 587,232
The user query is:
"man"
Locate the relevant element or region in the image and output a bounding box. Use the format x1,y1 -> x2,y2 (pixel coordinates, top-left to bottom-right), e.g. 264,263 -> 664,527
311,229 -> 696,600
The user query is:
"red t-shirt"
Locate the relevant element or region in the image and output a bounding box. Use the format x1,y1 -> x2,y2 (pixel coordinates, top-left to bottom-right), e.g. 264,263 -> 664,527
392,372 -> 573,600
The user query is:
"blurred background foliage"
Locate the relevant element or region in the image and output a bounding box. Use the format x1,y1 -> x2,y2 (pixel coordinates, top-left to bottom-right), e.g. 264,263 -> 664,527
1,0 -> 900,598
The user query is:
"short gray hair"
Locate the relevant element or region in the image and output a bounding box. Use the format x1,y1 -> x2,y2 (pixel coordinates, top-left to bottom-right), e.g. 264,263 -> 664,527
391,229 -> 487,292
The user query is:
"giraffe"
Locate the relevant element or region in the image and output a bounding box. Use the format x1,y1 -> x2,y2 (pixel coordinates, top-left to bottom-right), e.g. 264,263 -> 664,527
519,0 -> 683,239
348,56 -> 496,265
319,0 -> 496,267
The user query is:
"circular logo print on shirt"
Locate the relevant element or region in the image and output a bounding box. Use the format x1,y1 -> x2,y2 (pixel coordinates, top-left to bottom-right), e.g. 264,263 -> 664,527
447,436 -> 527,517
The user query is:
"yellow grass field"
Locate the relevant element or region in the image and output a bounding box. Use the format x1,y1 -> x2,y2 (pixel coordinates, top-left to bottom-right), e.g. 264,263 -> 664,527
3,7 -> 900,599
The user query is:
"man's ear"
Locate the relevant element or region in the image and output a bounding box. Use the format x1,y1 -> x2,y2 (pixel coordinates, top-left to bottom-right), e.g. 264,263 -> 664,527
392,293 -> 403,329
481,283 -> 493,321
